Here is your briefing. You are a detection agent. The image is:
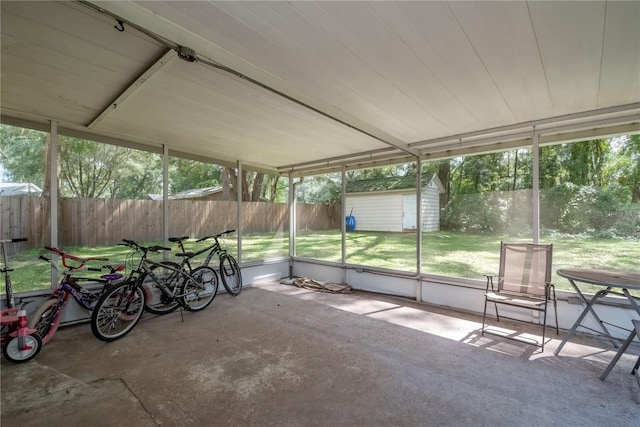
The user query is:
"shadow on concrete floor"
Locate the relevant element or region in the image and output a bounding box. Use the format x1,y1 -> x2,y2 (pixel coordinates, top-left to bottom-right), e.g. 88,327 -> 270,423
2,283 -> 639,426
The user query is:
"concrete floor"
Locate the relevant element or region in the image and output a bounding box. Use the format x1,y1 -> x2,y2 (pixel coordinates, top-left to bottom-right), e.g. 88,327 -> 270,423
1,282 -> 639,426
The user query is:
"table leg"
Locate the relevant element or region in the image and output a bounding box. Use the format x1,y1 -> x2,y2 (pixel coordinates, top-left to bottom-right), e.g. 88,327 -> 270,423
600,328 -> 636,380
554,288 -> 618,356
621,289 -> 640,315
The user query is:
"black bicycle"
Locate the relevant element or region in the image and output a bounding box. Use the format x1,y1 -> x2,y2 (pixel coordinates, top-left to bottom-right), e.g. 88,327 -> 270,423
169,229 -> 242,297
91,240 -> 218,341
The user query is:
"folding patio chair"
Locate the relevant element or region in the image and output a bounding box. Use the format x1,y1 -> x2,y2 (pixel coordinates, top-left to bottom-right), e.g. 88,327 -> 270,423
482,242 -> 558,351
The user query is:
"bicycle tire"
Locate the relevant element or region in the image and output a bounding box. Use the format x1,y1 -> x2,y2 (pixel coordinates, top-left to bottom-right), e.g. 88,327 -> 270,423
220,254 -> 242,296
142,261 -> 181,315
91,280 -> 145,342
179,266 -> 218,312
3,333 -> 42,363
28,298 -> 62,345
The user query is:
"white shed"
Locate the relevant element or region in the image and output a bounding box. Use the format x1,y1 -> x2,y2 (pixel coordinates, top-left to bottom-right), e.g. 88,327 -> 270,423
345,174 -> 444,232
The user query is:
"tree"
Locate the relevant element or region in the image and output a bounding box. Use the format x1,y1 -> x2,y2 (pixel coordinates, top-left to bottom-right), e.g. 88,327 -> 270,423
169,158 -> 220,194
0,125 -> 46,186
602,134 -> 640,203
219,167 -> 285,202
113,152 -> 163,199
59,137 -> 132,198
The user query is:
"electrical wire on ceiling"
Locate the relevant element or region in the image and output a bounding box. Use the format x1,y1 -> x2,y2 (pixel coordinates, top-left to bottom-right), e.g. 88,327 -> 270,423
75,0 -> 418,160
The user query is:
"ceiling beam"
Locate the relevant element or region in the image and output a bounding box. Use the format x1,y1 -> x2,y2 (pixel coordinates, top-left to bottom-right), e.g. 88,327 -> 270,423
409,103 -> 640,149
86,48 -> 175,128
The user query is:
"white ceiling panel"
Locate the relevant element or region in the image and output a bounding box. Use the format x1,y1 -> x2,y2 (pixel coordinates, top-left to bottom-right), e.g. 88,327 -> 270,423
598,1 -> 640,107
528,1 -> 606,114
93,59 -> 389,169
448,1 -> 553,122
1,1 -> 639,175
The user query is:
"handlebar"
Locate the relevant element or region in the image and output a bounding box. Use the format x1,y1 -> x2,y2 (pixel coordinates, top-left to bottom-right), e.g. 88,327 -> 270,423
120,239 -> 171,254
196,229 -> 235,243
88,264 -> 125,273
0,237 -> 28,244
42,246 -> 109,270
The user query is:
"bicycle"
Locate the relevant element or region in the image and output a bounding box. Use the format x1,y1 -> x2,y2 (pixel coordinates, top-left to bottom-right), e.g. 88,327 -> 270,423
91,239 -> 218,341
169,229 -> 242,296
29,246 -> 124,345
0,238 -> 42,363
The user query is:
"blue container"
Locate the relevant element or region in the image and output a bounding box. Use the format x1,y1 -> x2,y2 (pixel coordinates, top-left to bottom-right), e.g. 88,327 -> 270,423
346,215 -> 356,232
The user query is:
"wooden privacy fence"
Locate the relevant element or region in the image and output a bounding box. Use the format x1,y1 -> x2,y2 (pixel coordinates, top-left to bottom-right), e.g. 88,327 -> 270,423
0,196 -> 341,249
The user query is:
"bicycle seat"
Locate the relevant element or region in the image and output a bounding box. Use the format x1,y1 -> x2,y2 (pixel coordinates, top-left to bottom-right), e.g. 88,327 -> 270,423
169,236 -> 189,243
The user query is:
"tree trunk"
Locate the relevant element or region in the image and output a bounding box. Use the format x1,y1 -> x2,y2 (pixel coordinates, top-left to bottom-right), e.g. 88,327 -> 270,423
221,166 -> 231,200
241,170 -> 250,201
437,161 -> 450,210
252,173 -> 264,201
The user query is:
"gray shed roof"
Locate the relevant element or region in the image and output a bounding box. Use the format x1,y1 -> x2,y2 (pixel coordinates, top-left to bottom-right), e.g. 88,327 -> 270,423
0,183 -> 43,196
346,174 -> 444,194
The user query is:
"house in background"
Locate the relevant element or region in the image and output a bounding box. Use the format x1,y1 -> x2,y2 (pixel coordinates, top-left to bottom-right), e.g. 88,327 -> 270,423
148,185 -> 229,201
0,182 -> 43,197
345,174 -> 444,232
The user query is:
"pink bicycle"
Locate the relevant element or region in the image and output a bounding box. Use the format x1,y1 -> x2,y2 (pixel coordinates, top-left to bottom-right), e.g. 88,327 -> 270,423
29,246 -> 124,345
0,238 -> 42,363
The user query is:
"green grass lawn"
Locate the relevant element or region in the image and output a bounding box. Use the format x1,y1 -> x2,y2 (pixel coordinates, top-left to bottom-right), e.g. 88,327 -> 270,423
2,231 -> 638,294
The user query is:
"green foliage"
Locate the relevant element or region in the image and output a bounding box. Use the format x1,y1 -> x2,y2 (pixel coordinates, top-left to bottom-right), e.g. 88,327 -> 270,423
59,137 -> 128,198
113,151 -> 163,199
296,174 -> 341,203
0,125 -> 46,186
169,158 -> 220,193
441,194 -> 498,233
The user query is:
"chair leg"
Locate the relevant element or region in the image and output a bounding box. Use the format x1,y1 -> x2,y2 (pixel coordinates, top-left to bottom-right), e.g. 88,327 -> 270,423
541,305 -> 547,351
482,297 -> 488,336
552,289 -> 559,335
600,329 -> 636,381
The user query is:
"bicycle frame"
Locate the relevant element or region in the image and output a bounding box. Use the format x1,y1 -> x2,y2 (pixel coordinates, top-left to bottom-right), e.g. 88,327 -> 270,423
139,258 -> 190,300
170,229 -> 235,270
122,240 -> 202,307
168,230 -> 241,297
30,248 -> 124,346
40,246 -> 114,308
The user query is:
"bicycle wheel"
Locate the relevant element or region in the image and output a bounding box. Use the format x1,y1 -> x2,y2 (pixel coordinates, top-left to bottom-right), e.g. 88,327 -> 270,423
220,254 -> 242,296
3,333 -> 42,363
179,266 -> 218,312
28,298 -> 62,345
142,261 -> 181,315
91,280 -> 145,342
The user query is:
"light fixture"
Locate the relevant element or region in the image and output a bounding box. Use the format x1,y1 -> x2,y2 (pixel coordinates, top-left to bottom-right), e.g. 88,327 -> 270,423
177,46 -> 197,62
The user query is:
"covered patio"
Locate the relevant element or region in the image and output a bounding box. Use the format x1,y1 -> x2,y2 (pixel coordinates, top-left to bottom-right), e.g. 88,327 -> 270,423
1,1 -> 640,424
2,284 -> 639,426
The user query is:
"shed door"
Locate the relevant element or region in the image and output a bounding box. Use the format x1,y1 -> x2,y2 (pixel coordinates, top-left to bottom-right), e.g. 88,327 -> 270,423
402,194 -> 417,231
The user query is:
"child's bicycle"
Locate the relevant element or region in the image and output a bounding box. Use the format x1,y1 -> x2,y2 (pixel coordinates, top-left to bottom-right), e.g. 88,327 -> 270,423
0,238 -> 42,363
29,246 -> 125,345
